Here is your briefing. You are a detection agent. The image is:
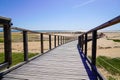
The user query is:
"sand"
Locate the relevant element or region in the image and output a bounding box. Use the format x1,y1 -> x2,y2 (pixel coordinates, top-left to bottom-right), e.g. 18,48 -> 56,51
87,32 -> 120,58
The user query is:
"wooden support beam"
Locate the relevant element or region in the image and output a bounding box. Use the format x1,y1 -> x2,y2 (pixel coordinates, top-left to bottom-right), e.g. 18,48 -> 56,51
63,36 -> 64,44
41,33 -> 43,53
81,35 -> 84,52
54,35 -> 56,48
58,36 -> 59,46
23,31 -> 28,61
78,36 -> 81,47
4,24 -> 12,67
49,35 -> 51,50
84,34 -> 88,56
92,30 -> 97,66
61,36 -> 62,45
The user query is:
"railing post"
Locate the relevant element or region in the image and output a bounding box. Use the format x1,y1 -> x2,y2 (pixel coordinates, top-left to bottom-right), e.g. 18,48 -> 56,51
64,37 -> 66,43
54,35 -> 56,48
85,34 -> 87,56
78,36 -> 80,47
81,35 -> 84,52
66,37 -> 68,43
63,36 -> 64,44
92,30 -> 97,66
80,36 -> 81,48
61,36 -> 62,45
58,36 -> 59,46
23,31 -> 28,61
63,36 -> 65,44
4,23 -> 12,67
41,33 -> 43,53
49,35 -> 51,50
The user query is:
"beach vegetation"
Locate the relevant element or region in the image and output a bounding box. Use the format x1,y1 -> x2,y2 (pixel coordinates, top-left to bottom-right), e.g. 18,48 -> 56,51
0,52 -> 38,66
88,56 -> 120,79
108,76 -> 116,80
107,39 -> 120,42
113,39 -> 120,42
0,38 -> 4,43
96,56 -> 120,75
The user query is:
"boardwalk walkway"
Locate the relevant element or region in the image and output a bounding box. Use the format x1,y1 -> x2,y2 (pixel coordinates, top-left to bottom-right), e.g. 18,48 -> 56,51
2,41 -> 93,80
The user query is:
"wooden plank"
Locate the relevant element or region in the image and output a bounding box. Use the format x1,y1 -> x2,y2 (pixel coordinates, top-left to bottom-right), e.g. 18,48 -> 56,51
2,41 -> 90,80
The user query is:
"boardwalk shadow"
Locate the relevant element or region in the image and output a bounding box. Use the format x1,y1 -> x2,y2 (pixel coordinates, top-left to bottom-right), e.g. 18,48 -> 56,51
77,45 -> 98,80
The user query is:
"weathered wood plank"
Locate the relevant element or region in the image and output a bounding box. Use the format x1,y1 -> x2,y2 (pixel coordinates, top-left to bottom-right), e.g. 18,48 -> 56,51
2,41 -> 90,80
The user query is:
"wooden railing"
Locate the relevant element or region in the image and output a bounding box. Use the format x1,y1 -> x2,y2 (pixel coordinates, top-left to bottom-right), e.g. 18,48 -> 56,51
78,15 -> 120,79
0,16 -> 76,77
1,15 -> 120,79
0,16 -> 12,69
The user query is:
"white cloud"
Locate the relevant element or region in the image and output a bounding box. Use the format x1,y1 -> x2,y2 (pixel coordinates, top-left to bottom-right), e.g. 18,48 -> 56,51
73,0 -> 96,8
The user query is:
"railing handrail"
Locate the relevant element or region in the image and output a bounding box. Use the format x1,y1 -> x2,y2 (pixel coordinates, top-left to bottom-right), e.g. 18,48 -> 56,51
0,16 -> 77,78
11,27 -> 77,37
0,16 -> 11,21
81,15 -> 120,35
78,15 -> 120,80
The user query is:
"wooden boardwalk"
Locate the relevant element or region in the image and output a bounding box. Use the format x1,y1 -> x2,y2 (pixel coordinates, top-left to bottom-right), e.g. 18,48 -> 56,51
2,41 -> 92,80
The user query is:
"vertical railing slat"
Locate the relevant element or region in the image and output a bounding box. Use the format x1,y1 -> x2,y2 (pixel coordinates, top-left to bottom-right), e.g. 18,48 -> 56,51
58,36 -> 59,46
23,31 -> 28,61
54,35 -> 56,48
4,24 -> 12,67
49,35 -> 51,50
78,36 -> 81,48
41,33 -> 43,53
91,30 -> 97,66
61,36 -> 62,45
85,34 -> 87,56
81,35 -> 84,52
63,36 -> 64,44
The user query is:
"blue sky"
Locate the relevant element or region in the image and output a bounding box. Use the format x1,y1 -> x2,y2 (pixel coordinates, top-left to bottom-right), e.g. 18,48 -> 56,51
0,0 -> 120,31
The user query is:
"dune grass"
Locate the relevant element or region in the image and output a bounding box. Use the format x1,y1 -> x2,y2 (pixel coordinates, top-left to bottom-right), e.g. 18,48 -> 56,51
113,39 -> 120,42
107,38 -> 120,42
88,56 -> 120,79
96,56 -> 120,75
108,76 -> 116,80
0,52 -> 39,66
96,56 -> 120,80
